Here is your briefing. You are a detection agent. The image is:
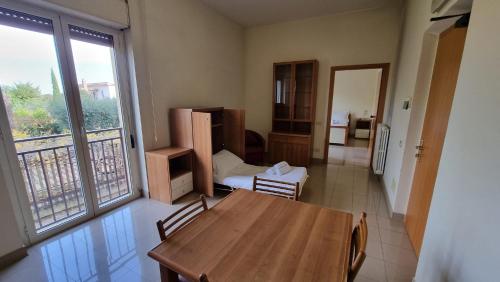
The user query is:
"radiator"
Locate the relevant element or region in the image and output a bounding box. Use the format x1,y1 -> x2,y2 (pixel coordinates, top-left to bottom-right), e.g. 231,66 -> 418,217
372,124 -> 390,175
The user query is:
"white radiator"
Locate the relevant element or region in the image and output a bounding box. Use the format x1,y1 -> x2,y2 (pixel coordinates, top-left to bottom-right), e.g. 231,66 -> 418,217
372,124 -> 390,175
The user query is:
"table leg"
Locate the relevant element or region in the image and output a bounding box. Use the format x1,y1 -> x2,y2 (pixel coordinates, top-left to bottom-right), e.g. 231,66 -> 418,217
159,264 -> 179,282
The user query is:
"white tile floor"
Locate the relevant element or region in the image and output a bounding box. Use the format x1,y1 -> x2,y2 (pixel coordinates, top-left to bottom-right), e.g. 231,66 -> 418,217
328,138 -> 372,167
0,141 -> 417,282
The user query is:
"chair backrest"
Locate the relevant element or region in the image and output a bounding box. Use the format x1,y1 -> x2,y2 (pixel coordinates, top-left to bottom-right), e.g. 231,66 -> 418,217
252,176 -> 299,201
245,130 -> 265,147
348,212 -> 368,282
156,195 -> 208,241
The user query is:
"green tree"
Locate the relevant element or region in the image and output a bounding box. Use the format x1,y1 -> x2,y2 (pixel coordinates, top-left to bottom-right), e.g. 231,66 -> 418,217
48,90 -> 120,133
51,68 -> 62,96
3,82 -> 63,137
14,108 -> 60,136
48,94 -> 69,132
80,92 -> 120,130
4,82 -> 41,108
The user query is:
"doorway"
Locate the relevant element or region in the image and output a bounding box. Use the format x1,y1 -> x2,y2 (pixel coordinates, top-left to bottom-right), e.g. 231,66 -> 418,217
0,3 -> 139,243
323,64 -> 390,167
405,26 -> 467,256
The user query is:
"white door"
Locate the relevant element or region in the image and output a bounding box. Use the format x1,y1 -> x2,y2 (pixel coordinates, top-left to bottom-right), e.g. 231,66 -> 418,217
0,2 -> 139,243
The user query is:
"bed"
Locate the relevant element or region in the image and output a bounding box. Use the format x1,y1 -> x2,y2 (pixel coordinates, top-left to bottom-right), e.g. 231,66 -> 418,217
330,111 -> 350,145
213,150 -> 308,195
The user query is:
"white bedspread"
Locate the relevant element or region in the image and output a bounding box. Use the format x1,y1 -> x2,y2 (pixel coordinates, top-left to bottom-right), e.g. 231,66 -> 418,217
214,163 -> 308,195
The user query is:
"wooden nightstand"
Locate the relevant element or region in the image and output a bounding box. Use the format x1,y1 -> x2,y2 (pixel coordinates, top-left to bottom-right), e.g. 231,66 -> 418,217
146,147 -> 193,204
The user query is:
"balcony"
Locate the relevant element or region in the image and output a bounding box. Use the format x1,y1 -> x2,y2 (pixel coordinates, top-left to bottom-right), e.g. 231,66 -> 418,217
15,128 -> 131,231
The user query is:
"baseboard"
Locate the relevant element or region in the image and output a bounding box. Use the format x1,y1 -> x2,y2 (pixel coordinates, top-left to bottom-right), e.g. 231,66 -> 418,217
0,246 -> 27,270
379,175 -> 405,219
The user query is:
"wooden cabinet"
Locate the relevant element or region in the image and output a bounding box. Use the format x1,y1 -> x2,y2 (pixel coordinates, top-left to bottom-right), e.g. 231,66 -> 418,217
146,147 -> 193,204
268,132 -> 311,166
270,60 -> 318,166
355,118 -> 372,139
170,107 -> 245,197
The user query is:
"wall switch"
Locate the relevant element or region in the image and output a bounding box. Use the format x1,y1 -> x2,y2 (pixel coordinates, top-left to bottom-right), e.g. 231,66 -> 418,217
402,98 -> 411,110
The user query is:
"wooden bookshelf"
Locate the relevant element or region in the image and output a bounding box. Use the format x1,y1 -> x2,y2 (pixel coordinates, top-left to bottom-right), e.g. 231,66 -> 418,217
270,60 -> 318,166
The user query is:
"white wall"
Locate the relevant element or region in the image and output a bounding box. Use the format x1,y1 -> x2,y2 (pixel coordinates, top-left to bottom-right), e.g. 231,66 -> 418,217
394,33 -> 438,213
331,69 -> 381,134
243,3 -> 404,158
128,0 -> 244,151
382,0 -> 435,213
126,0 -> 244,192
416,1 -> 500,280
381,0 -> 472,214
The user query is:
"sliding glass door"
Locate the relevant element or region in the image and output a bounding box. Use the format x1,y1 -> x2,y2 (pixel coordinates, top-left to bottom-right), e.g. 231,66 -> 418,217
0,3 -> 137,243
0,7 -> 90,233
63,20 -> 134,208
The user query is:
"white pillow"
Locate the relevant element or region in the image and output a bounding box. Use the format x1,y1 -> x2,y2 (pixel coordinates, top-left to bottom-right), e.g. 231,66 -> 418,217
332,111 -> 349,125
273,161 -> 293,176
212,150 -> 244,177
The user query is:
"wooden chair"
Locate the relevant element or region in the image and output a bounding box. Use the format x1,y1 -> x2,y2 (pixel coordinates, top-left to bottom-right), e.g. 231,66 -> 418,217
347,212 -> 368,282
156,195 -> 208,241
245,130 -> 265,165
252,176 -> 299,201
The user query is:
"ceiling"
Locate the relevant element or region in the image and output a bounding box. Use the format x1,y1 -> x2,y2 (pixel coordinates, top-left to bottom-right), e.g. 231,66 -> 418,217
200,0 -> 401,27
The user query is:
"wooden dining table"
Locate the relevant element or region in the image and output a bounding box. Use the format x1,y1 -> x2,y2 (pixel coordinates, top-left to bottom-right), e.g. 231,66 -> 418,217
148,189 -> 353,282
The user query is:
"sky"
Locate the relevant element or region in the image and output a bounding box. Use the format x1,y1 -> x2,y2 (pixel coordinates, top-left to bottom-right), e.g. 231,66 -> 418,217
0,24 -> 116,95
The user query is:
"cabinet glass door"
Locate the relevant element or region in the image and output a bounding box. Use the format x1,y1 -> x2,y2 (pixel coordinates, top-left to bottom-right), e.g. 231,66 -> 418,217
274,64 -> 292,119
293,63 -> 314,121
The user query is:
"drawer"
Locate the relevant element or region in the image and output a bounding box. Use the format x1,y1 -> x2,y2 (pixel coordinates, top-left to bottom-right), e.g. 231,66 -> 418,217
171,171 -> 193,189
171,181 -> 194,201
331,127 -> 347,144
355,129 -> 370,139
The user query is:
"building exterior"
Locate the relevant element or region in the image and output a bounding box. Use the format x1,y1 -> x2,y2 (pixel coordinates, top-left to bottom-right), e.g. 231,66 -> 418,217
79,80 -> 117,99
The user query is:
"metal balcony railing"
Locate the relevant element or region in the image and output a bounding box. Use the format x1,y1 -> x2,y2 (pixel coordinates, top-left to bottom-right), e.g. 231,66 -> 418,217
15,128 -> 130,231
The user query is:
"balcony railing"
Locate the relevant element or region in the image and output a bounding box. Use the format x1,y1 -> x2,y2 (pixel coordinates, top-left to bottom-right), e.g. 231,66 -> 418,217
15,128 -> 131,231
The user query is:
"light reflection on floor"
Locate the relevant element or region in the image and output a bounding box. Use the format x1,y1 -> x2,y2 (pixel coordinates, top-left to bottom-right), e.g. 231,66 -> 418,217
0,194 -> 221,282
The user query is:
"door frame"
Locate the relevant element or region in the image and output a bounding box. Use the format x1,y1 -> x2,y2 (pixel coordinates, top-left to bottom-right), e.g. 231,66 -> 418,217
0,0 -> 140,244
322,63 -> 390,165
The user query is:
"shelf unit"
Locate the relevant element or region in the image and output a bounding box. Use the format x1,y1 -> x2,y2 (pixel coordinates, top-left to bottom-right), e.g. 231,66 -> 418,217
169,107 -> 245,196
146,147 -> 193,204
269,60 -> 318,166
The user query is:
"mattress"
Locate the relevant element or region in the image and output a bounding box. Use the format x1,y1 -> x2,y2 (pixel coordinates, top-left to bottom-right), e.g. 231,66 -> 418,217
214,163 -> 308,195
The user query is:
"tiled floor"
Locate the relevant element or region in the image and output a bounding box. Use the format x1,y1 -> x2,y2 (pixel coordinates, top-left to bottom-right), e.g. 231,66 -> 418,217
300,165 -> 417,281
0,145 -> 417,282
328,138 -> 372,167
